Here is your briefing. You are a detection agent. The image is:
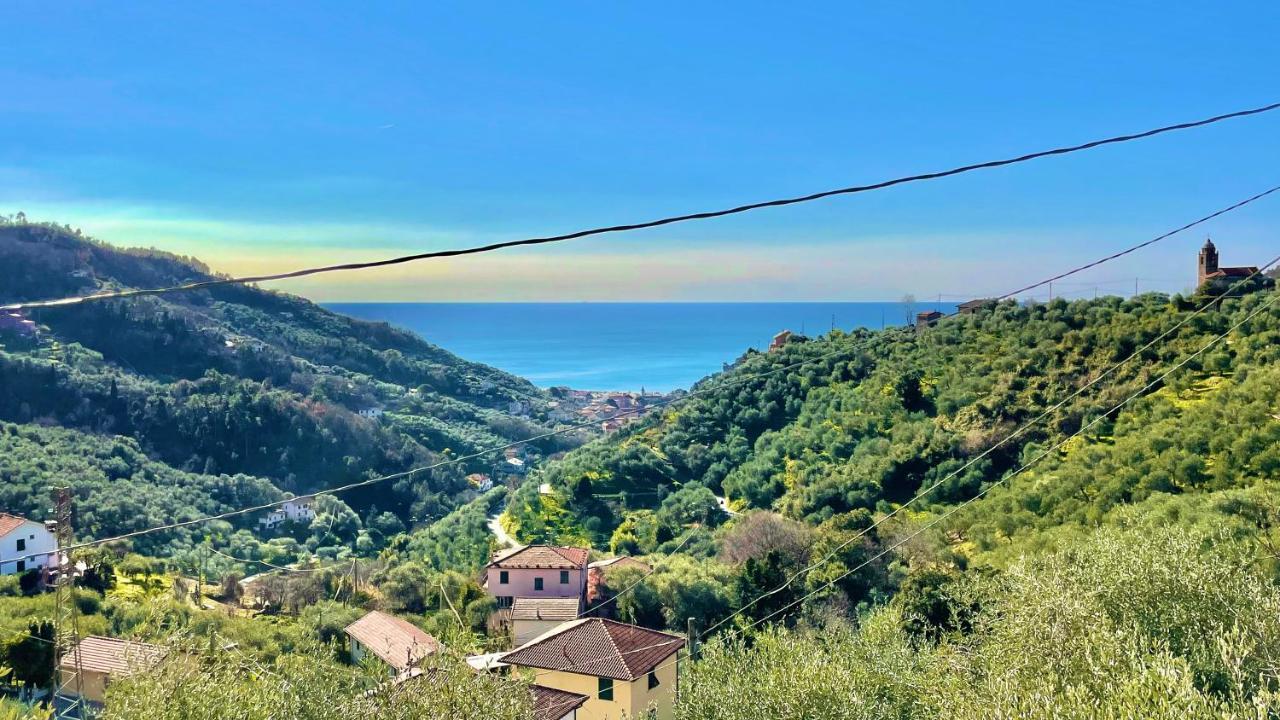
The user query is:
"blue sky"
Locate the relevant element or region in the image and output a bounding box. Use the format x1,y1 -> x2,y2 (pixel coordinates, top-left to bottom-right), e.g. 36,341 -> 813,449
2,1 -> 1277,301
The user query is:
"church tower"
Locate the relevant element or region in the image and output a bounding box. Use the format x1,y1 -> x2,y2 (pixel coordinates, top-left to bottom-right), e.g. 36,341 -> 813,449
1198,237 -> 1219,286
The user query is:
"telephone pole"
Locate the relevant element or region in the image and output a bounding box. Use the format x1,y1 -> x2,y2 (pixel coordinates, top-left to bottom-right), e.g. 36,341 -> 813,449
51,487 -> 85,720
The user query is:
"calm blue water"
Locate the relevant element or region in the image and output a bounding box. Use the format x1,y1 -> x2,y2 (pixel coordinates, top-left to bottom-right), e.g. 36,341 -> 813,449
325,303 -> 953,392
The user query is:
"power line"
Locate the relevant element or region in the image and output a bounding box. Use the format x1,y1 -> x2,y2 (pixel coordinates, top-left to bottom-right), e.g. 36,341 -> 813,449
8,185 -> 1275,568
584,512 -> 709,618
4,102 -> 1278,313
995,185 -> 1280,300
206,545 -> 331,574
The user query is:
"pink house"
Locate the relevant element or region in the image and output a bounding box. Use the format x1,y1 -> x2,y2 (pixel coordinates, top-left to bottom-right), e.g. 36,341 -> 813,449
485,545 -> 589,610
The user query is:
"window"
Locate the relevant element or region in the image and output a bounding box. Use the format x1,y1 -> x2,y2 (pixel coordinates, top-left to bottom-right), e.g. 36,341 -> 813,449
499,570 -> 509,584
534,577 -> 544,591
497,596 -> 513,608
16,561 -> 24,573
598,677 -> 614,701
648,671 -> 660,690
560,570 -> 570,584
15,539 -> 24,552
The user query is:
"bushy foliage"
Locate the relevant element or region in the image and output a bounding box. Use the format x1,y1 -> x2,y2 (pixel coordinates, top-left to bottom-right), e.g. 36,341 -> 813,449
679,524 -> 1280,719
106,642 -> 533,720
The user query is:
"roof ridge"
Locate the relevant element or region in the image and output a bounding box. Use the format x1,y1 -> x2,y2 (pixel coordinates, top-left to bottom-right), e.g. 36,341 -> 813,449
595,618 -> 630,676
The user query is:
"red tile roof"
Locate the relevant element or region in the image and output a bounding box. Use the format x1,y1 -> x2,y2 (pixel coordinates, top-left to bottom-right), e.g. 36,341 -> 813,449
512,597 -> 581,621
344,611 -> 441,671
531,685 -> 588,720
60,636 -> 166,675
501,618 -> 684,681
489,545 -> 589,570
1206,266 -> 1259,279
0,514 -> 27,538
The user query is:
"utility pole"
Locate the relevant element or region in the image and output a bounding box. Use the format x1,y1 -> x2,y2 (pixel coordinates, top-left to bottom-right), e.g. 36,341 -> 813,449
686,617 -> 699,661
196,541 -> 209,608
1134,277 -> 1139,297
52,487 -> 85,720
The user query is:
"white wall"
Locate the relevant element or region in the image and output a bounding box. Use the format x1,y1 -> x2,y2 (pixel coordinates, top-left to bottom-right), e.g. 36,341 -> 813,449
0,520 -> 56,576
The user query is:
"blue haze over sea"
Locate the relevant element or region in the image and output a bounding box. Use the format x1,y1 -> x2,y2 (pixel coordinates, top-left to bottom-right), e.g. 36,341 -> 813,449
326,302 -> 955,392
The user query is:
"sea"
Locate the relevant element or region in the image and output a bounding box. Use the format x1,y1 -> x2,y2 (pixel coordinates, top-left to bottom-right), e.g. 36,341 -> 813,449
325,302 -> 955,392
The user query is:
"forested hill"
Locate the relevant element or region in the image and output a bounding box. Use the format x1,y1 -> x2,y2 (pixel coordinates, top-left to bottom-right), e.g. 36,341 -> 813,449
513,283 -> 1280,562
0,219 -> 580,556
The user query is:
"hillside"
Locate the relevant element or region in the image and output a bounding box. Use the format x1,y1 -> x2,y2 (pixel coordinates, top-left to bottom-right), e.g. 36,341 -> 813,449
511,285 -> 1280,585
0,219 -> 584,559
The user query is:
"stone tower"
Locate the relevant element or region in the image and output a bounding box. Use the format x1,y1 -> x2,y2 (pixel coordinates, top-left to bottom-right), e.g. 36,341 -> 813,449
1198,237 -> 1219,286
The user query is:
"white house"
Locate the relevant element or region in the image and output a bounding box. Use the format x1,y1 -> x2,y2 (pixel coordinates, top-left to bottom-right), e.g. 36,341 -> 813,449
0,514 -> 57,576
258,498 -> 317,530
345,610 -> 442,675
358,407 -> 385,419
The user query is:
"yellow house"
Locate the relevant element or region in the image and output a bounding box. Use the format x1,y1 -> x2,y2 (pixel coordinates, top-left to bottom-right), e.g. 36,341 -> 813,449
58,635 -> 167,707
502,618 -> 684,720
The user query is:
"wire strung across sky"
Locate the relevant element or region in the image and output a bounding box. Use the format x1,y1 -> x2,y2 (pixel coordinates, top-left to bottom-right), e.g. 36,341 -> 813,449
2,102 -> 1277,314
6,183 -> 1277,568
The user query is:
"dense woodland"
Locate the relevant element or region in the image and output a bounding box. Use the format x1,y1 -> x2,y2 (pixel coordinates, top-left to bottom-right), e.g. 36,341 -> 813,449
3,216 -> 1280,717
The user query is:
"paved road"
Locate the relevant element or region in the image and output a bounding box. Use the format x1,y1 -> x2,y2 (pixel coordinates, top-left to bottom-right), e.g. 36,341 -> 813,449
487,512 -> 518,548
716,495 -> 739,517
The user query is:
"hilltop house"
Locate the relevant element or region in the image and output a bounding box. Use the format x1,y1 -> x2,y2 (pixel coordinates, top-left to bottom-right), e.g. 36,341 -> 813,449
915,310 -> 944,330
345,610 -> 442,675
0,513 -> 56,576
958,299 -> 994,315
768,330 -> 793,351
485,545 -> 589,610
258,497 -> 317,531
502,618 -> 685,720
1198,238 -> 1261,287
58,636 -> 167,708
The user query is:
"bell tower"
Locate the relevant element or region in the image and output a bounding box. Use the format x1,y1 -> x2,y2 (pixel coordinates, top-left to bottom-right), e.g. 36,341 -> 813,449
1198,238 -> 1218,286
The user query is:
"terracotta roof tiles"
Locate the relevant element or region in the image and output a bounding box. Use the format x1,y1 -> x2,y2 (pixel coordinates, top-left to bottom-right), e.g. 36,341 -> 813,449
489,545 -> 589,570
60,636 -> 166,675
0,514 -> 29,537
511,597 -> 581,621
531,685 -> 589,720
344,610 -> 441,671
501,618 -> 683,681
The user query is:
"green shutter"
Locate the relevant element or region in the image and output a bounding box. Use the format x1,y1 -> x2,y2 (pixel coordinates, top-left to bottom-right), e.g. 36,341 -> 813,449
598,676 -> 614,701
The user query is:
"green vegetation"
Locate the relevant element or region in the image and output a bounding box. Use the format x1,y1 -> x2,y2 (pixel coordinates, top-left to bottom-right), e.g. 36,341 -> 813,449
0,219 -> 581,564
677,522 -> 1280,719
5,215 -> 1280,716
109,643 -> 533,720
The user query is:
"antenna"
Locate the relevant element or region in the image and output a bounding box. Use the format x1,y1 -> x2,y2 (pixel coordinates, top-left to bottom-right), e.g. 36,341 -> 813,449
52,487 -> 86,720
